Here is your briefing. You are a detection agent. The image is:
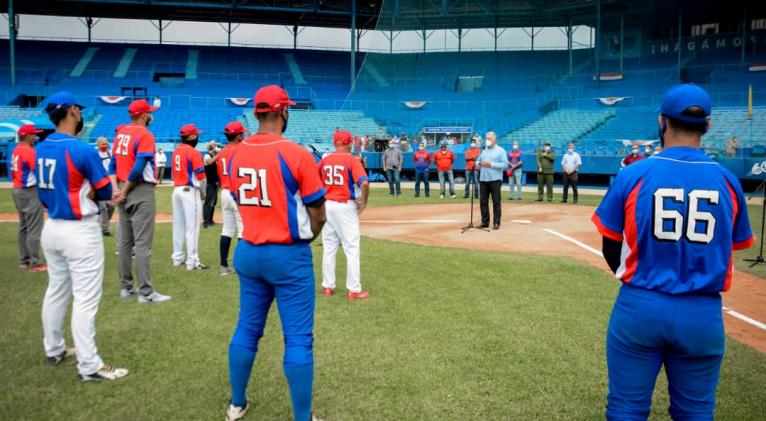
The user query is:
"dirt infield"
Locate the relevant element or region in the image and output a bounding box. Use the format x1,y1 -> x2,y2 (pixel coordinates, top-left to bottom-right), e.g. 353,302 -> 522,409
360,203 -> 766,353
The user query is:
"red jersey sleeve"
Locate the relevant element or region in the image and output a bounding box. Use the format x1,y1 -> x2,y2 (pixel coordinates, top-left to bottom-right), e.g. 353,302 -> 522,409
191,150 -> 206,180
296,149 -> 325,204
350,156 -> 369,186
136,131 -> 156,157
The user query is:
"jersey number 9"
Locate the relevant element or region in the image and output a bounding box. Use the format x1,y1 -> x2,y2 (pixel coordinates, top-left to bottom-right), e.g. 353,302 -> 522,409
238,167 -> 272,207
653,188 -> 719,244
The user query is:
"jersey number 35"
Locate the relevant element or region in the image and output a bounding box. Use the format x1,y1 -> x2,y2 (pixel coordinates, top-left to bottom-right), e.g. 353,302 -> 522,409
653,188 -> 718,244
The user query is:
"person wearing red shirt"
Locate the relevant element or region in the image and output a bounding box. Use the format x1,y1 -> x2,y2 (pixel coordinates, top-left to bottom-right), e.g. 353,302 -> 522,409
109,99 -> 171,304
225,85 -> 326,421
621,144 -> 645,168
217,121 -> 247,276
412,141 -> 431,198
434,141 -> 456,198
463,139 -> 481,199
318,130 -> 370,300
171,123 -> 208,271
11,124 -> 46,271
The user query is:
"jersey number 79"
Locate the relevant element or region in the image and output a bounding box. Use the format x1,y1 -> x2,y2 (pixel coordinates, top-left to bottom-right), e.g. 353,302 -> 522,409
653,188 -> 719,244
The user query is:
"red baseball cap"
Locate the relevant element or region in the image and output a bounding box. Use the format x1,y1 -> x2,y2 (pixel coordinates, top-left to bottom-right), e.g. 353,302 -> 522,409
333,130 -> 353,146
254,85 -> 296,113
128,99 -> 159,117
224,121 -> 249,135
18,124 -> 43,137
180,123 -> 203,137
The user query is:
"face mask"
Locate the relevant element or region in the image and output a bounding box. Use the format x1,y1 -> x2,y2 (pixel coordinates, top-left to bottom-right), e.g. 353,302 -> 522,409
544,146 -> 550,152
281,113 -> 289,134
568,148 -> 574,154
485,139 -> 493,148
512,145 -> 518,150
75,117 -> 84,136
145,114 -> 153,127
632,149 -> 639,155
470,143 -> 476,148
98,145 -> 108,152
653,151 -> 660,155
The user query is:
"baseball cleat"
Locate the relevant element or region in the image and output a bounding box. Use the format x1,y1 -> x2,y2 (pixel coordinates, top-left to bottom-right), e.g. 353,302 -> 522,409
173,261 -> 184,267
46,348 -> 76,366
119,288 -> 138,300
78,364 -> 129,382
28,264 -> 48,272
187,263 -> 209,271
138,292 -> 172,304
225,400 -> 248,421
450,194 -> 456,198
18,263 -> 28,269
439,194 -> 445,199
220,266 -> 235,276
348,290 -> 370,301
323,288 -> 334,297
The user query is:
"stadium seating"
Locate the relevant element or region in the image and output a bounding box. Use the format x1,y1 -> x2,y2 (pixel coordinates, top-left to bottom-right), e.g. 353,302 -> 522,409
502,109 -> 615,146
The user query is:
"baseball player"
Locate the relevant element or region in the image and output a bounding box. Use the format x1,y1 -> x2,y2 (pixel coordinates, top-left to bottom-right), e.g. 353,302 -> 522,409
11,124 -> 46,272
592,84 -> 754,420
225,85 -> 326,421
171,124 -> 208,271
319,130 -> 370,300
218,121 -> 247,276
110,99 -> 171,303
96,137 -> 116,236
37,91 -> 128,381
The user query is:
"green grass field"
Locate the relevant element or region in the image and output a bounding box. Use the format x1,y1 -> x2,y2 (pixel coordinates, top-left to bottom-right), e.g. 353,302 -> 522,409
0,187 -> 765,420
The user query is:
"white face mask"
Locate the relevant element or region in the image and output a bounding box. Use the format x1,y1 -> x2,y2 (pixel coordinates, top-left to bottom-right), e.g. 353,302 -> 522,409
512,145 -> 519,150
485,139 -> 493,148
632,149 -> 639,154
544,146 -> 551,152
470,143 -> 476,148
568,148 -> 574,154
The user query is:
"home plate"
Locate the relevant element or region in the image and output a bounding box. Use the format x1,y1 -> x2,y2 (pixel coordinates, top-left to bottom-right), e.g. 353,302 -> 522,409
510,219 -> 533,224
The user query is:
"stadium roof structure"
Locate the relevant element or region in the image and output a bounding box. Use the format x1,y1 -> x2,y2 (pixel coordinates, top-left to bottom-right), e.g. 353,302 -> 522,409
3,0 -> 759,31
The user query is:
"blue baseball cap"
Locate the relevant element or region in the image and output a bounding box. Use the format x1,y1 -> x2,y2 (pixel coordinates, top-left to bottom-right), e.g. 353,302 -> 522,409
44,91 -> 85,115
659,84 -> 711,124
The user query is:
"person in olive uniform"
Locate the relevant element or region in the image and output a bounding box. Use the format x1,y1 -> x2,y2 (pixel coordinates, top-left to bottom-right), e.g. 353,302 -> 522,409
536,142 -> 555,202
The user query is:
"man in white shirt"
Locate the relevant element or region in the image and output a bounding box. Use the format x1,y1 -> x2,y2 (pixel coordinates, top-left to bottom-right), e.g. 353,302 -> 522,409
155,148 -> 167,184
560,143 -> 582,204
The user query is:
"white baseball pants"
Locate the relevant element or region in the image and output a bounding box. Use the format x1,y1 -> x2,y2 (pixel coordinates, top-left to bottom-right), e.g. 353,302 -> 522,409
220,188 -> 243,239
322,200 -> 362,292
41,217 -> 105,376
172,186 -> 202,268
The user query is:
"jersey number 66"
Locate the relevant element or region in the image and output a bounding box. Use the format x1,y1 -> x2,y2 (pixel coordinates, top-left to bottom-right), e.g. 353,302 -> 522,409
653,188 -> 719,244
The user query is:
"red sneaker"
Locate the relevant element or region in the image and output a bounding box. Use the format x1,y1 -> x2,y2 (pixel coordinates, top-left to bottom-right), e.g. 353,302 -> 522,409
323,288 -> 334,297
29,264 -> 48,273
347,291 -> 370,301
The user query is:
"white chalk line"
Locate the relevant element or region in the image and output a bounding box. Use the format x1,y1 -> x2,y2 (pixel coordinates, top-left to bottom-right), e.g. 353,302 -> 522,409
510,219 -> 533,224
543,228 -> 766,333
362,219 -> 460,224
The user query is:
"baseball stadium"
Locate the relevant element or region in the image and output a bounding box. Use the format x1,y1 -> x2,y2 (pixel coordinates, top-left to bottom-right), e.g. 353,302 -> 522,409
1,0 -> 766,419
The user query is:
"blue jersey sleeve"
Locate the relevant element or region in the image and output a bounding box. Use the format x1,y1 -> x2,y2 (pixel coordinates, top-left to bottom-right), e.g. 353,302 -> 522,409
77,147 -> 112,200
127,155 -> 152,183
108,156 -> 117,176
593,171 -> 633,241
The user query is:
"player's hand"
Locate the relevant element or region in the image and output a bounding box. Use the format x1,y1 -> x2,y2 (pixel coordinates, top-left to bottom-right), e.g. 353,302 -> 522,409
480,161 -> 491,168
111,191 -> 127,205
356,200 -> 366,215
87,189 -> 95,200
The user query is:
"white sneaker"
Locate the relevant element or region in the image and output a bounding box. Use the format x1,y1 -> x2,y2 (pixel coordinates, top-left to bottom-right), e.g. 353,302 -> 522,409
450,194 -> 456,198
119,288 -> 137,300
440,194 -> 445,199
220,266 -> 235,276
138,292 -> 172,304
225,401 -> 248,421
173,261 -> 184,267
78,364 -> 129,382
187,263 -> 209,271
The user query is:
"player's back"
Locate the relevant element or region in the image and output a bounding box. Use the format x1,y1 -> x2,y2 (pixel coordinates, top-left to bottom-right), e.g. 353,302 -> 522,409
112,124 -> 156,183
171,144 -> 202,187
11,143 -> 36,188
600,146 -> 752,294
230,133 -> 324,245
319,152 -> 367,202
217,144 -> 238,190
35,133 -> 108,220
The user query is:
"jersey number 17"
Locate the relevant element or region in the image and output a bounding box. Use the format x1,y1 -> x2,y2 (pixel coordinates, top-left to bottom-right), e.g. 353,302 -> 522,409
653,188 -> 719,244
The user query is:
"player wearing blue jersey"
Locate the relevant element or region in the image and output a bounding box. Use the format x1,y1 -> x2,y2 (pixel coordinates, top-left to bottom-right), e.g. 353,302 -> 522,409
592,84 -> 754,420
37,91 -> 128,381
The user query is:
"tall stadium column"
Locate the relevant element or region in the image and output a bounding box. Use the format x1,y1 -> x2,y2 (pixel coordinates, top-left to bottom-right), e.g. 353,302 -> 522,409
8,0 -> 15,87
676,9 -> 682,80
458,28 -> 462,52
293,24 -> 298,49
595,0 -> 601,88
567,19 -> 573,75
619,14 -> 624,72
350,0 -> 356,93
494,26 -> 498,52
159,19 -> 163,44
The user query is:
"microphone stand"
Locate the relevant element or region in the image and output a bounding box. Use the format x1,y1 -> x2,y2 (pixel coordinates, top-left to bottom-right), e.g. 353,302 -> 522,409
744,180 -> 766,267
461,160 -> 489,233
